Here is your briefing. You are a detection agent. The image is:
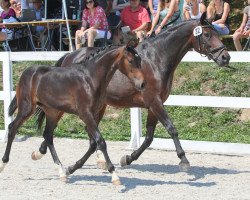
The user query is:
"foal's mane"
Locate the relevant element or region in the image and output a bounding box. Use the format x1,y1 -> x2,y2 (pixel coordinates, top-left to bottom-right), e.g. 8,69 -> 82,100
77,45 -> 120,66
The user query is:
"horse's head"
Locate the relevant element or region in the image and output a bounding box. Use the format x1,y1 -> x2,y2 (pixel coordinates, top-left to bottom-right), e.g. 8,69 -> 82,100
117,39 -> 146,91
191,12 -> 230,67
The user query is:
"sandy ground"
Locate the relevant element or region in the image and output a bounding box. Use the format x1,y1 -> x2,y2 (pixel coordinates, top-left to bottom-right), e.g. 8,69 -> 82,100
0,137 -> 250,200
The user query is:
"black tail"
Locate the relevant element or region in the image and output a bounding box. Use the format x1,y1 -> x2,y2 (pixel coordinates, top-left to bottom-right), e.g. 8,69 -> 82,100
8,95 -> 17,116
54,53 -> 69,67
34,107 -> 46,130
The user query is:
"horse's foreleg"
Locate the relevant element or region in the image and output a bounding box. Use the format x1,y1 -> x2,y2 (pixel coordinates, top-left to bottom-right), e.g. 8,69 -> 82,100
120,110 -> 158,167
150,98 -> 190,171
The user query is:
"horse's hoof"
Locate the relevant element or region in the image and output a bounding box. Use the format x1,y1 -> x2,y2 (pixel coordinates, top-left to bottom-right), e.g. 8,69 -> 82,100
0,161 -> 7,173
179,161 -> 190,172
112,171 -> 122,186
31,151 -> 43,160
59,165 -> 69,182
96,150 -> 108,170
97,160 -> 108,170
120,155 -> 128,167
112,179 -> 122,186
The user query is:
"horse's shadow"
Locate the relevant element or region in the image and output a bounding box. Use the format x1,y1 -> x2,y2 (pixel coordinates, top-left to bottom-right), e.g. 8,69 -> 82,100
67,163 -> 250,192
127,163 -> 249,181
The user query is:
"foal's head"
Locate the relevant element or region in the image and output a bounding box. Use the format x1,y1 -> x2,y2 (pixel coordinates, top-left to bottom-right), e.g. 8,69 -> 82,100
116,40 -> 146,91
191,12 -> 230,67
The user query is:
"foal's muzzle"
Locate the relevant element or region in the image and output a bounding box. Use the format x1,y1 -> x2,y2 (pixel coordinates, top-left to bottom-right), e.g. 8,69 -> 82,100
134,79 -> 146,91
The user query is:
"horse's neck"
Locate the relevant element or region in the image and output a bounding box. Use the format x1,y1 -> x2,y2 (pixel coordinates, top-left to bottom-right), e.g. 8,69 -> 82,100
91,49 -> 119,89
154,27 -> 193,72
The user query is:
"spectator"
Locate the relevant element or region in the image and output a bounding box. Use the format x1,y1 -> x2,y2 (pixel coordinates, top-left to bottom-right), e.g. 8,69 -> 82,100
147,0 -> 180,36
148,0 -> 159,19
31,0 -> 46,49
183,0 -> 206,20
10,0 -> 21,17
75,0 -> 111,49
112,0 -> 129,16
97,0 -> 120,27
233,0 -> 250,51
0,0 -> 16,41
120,0 -> 151,42
207,0 -> 230,35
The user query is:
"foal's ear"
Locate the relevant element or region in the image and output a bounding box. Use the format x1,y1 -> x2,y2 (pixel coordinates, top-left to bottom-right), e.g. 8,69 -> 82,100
126,38 -> 139,49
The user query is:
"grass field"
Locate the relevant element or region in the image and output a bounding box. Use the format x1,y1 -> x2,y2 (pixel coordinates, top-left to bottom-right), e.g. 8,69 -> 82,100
0,61 -> 249,143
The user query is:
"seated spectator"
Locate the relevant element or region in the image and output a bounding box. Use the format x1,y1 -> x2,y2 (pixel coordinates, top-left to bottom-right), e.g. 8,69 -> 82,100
207,0 -> 230,35
120,0 -> 151,43
147,0 -> 180,36
0,0 -> 16,41
233,0 -> 250,51
97,0 -> 120,27
31,0 -> 46,48
10,0 -> 21,17
183,0 -> 206,20
75,0 -> 111,49
112,0 -> 129,16
148,0 -> 159,19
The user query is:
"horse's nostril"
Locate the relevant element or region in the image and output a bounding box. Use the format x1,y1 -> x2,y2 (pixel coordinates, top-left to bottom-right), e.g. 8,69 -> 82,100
140,81 -> 146,90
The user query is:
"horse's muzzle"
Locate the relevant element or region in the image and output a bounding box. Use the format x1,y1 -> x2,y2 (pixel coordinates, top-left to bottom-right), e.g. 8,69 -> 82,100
215,50 -> 231,67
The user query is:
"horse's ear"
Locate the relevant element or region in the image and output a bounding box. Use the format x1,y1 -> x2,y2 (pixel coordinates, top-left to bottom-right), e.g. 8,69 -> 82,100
200,12 -> 207,25
200,11 -> 213,25
126,38 -> 139,49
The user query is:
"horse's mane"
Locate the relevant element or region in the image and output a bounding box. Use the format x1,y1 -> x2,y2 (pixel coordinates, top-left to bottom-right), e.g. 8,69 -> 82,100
77,45 -> 121,66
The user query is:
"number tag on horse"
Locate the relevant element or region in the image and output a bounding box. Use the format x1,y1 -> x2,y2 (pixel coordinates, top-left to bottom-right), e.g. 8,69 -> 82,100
193,26 -> 202,37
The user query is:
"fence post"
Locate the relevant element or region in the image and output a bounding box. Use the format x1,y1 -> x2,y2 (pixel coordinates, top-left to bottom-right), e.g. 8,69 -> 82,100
129,108 -> 142,149
0,52 -> 13,142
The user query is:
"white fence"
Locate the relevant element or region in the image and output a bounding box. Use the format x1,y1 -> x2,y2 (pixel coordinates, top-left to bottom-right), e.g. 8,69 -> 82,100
0,52 -> 250,152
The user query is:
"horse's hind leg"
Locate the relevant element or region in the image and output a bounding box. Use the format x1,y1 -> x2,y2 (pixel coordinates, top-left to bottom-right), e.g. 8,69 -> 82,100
33,109 -> 67,181
67,132 -> 97,174
120,110 -> 157,167
0,104 -> 34,172
80,114 -> 121,185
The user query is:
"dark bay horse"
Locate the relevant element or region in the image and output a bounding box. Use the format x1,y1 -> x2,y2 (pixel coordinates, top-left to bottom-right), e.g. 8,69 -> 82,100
12,14 -> 230,175
0,42 -> 145,185
54,15 -> 230,171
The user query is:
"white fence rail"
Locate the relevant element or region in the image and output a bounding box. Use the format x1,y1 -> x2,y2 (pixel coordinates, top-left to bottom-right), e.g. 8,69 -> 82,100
0,52 -> 250,152
0,51 -> 67,141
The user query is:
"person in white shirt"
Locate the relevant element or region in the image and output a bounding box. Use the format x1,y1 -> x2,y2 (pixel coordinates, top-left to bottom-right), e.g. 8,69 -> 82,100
183,0 -> 206,20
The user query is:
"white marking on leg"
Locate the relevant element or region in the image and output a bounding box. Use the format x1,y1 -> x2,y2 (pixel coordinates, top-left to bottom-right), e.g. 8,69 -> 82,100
58,165 -> 68,182
96,150 -> 108,170
0,161 -> 7,173
112,171 -> 121,185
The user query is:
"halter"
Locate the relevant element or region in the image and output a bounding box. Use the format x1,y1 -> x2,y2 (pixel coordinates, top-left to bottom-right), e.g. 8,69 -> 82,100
194,25 -> 227,62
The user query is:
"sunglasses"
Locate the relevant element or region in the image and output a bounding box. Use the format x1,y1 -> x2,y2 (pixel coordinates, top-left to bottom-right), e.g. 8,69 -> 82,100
86,0 -> 93,4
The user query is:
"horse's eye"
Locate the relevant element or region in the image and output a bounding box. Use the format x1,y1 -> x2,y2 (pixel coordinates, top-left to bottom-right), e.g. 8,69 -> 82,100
204,32 -> 210,38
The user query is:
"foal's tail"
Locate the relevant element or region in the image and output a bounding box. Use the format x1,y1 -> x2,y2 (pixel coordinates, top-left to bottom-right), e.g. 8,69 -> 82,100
8,95 -> 17,116
35,107 -> 45,130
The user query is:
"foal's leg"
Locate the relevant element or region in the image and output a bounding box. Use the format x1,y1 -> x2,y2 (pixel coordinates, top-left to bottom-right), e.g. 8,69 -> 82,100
120,110 -> 158,166
0,104 -> 34,172
32,109 -> 68,180
149,98 -> 190,171
66,132 -> 97,174
80,114 -> 121,185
